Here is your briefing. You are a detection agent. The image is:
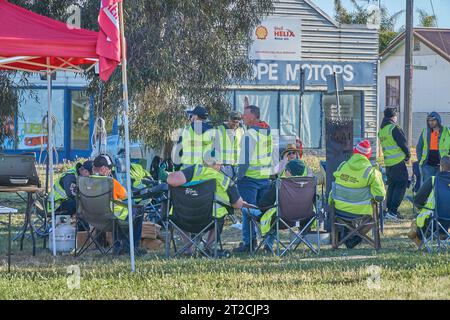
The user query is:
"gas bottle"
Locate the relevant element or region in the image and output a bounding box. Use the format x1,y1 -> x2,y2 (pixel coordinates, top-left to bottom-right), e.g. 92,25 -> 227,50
49,215 -> 76,253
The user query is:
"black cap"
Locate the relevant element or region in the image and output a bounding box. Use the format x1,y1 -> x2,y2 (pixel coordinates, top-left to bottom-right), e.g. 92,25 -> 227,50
384,107 -> 398,119
187,106 -> 208,118
93,154 -> 113,169
81,160 -> 94,174
230,111 -> 242,120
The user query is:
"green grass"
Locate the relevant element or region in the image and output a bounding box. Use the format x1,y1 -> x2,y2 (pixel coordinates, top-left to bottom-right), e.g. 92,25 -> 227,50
1,193 -> 449,300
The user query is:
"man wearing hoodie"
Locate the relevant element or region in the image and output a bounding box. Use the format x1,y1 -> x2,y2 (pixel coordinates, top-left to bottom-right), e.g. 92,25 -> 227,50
416,112 -> 450,184
233,104 -> 273,253
329,140 -> 386,248
176,106 -> 215,169
378,107 -> 411,220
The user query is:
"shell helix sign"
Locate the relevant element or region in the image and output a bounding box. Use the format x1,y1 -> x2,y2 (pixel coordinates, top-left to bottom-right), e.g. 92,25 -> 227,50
250,16 -> 302,61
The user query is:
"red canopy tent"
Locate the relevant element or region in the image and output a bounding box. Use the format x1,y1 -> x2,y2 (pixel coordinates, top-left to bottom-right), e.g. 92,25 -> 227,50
0,0 -> 136,270
0,0 -> 98,73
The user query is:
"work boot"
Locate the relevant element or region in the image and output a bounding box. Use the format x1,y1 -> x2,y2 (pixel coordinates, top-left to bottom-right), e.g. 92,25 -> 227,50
232,241 -> 257,254
412,235 -> 423,247
407,221 -> 418,239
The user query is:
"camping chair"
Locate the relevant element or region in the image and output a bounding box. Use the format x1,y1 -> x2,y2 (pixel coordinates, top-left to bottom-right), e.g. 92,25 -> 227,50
165,179 -> 231,259
330,183 -> 381,252
75,176 -> 140,256
249,177 -> 320,256
419,174 -> 450,253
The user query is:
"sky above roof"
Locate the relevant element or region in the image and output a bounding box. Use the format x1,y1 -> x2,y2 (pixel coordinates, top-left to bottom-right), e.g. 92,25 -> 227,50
312,0 -> 450,29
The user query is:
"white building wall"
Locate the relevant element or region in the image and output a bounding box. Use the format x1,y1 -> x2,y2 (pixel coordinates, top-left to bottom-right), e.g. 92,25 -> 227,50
380,38 -> 450,145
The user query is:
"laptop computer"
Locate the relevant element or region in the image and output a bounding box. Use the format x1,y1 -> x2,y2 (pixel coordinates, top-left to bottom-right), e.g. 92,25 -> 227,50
0,154 -> 40,186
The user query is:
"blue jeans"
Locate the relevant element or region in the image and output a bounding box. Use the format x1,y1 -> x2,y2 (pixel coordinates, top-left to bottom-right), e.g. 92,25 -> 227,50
237,177 -> 270,245
421,164 -> 440,184
115,208 -> 143,252
245,208 -> 275,248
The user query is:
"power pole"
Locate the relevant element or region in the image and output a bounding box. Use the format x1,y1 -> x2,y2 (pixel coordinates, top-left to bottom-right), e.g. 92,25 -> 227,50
404,0 -> 414,147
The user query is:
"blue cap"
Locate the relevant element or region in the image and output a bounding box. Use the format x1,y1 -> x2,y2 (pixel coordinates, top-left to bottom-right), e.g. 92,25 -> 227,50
187,106 -> 208,118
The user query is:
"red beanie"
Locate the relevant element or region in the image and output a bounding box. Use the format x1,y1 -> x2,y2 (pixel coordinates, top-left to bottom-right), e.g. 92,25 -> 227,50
354,140 -> 372,159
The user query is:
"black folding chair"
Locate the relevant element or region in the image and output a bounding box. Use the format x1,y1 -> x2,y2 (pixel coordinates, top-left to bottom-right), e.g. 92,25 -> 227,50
250,177 -> 320,256
165,179 -> 230,259
330,183 -> 381,252
419,174 -> 450,253
76,176 -> 139,256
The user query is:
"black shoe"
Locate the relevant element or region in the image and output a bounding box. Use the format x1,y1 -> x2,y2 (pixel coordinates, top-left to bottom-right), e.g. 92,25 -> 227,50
345,236 -> 363,249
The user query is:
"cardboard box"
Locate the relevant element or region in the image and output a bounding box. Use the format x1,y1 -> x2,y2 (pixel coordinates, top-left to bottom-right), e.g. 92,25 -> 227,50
141,239 -> 164,251
76,231 -> 91,248
141,222 -> 162,240
76,231 -> 113,248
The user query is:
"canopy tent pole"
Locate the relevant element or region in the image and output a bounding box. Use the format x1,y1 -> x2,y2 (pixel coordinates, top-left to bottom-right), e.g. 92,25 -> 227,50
47,58 -> 56,256
119,1 -> 136,272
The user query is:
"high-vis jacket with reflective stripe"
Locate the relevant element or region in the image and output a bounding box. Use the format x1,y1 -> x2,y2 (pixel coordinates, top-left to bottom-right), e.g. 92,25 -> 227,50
378,124 -> 406,167
217,125 -> 244,165
330,154 -> 386,216
244,128 -> 273,180
416,176 -> 435,228
52,167 -> 78,203
418,128 -> 450,166
181,125 -> 214,166
189,164 -> 232,219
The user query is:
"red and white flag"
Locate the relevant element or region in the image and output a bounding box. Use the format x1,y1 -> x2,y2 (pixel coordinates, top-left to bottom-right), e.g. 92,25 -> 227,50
96,0 -> 122,81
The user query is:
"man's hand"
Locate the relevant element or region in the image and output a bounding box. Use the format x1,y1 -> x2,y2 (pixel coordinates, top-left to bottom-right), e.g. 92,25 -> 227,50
242,201 -> 258,209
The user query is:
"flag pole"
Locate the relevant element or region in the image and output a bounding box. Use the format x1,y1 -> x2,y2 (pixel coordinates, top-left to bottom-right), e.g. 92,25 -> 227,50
118,1 -> 136,272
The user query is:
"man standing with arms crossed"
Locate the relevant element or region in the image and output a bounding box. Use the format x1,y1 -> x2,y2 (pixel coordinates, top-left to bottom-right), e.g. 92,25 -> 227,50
378,107 -> 410,221
233,103 -> 273,253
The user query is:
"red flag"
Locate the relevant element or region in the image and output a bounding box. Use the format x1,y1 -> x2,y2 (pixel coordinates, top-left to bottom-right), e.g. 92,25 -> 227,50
96,0 -> 122,81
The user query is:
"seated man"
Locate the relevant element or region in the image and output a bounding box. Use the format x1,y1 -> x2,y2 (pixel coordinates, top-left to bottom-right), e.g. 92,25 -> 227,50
329,140 -> 386,249
130,162 -> 152,189
275,143 -> 313,178
92,155 -> 145,255
242,160 -> 310,253
410,156 -> 450,246
167,158 -> 244,255
52,160 -> 93,216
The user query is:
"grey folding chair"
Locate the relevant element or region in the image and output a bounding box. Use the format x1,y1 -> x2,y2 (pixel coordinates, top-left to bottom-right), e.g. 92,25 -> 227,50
76,176 -> 132,256
250,177 -> 320,256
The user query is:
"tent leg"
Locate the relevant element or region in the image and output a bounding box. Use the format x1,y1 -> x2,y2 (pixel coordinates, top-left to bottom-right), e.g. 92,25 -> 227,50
119,2 -> 135,272
47,60 -> 56,257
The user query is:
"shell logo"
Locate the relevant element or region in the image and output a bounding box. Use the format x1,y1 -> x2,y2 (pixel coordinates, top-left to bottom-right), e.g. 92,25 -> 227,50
255,26 -> 268,40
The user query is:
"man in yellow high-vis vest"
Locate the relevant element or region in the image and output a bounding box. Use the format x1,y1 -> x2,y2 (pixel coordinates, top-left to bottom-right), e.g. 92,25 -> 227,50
329,140 -> 386,249
53,160 -> 93,216
167,157 -> 244,256
378,107 -> 410,221
175,106 -> 215,169
410,156 -> 450,246
234,104 -> 273,253
246,160 -> 309,253
216,111 -> 245,181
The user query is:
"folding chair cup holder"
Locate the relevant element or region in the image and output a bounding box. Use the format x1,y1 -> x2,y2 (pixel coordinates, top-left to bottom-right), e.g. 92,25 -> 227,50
250,177 -> 321,257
